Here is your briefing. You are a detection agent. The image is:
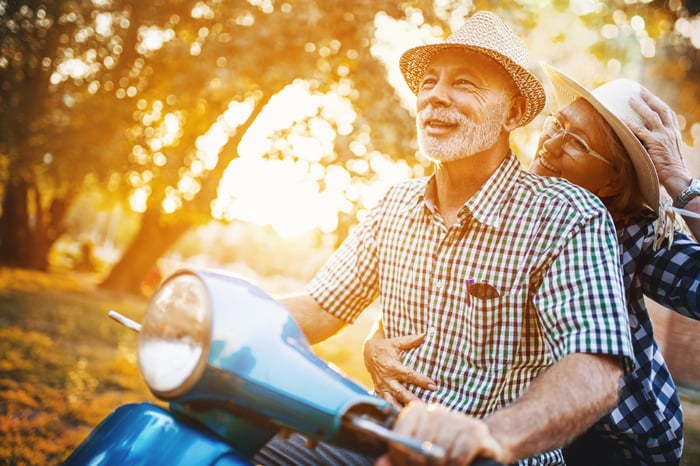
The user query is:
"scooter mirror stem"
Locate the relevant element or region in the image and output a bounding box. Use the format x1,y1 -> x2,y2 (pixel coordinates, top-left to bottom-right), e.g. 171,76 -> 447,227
108,310 -> 142,333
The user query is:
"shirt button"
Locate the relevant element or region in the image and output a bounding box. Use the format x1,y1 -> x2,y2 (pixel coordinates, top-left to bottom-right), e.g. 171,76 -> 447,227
427,326 -> 436,336
434,279 -> 444,289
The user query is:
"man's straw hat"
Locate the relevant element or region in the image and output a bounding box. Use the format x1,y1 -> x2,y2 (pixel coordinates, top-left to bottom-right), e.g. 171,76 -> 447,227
399,11 -> 545,127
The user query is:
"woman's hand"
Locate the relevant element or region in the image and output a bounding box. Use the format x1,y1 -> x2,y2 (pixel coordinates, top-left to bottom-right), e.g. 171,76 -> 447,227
628,87 -> 690,198
363,329 -> 437,407
628,86 -> 700,239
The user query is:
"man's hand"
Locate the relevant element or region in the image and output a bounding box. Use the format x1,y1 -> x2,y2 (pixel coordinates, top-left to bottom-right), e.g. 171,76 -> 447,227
363,331 -> 437,407
374,401 -> 504,466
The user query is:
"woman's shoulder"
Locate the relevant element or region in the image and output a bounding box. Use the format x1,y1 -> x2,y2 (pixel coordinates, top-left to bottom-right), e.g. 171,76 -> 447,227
618,212 -> 698,253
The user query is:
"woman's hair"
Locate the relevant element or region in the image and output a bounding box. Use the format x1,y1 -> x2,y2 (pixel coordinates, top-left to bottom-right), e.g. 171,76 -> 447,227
589,108 -> 647,222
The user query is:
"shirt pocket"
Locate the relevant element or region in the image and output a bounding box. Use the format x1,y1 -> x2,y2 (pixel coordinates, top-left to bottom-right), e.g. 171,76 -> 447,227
461,286 -> 524,368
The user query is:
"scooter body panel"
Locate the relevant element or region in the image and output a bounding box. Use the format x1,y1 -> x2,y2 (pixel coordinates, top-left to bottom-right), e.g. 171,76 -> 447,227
62,402 -> 251,466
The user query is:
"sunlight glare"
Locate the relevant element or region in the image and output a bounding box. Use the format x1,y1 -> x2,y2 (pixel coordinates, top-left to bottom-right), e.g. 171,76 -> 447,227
288,134 -> 324,163
689,18 -> 700,49
95,12 -> 113,37
178,174 -> 200,197
138,26 -> 174,53
217,82 -> 361,236
191,2 -> 215,19
371,13 -> 441,112
215,158 -> 330,238
570,0 -> 600,16
163,196 -> 178,214
53,58 -> 93,83
130,187 -> 149,213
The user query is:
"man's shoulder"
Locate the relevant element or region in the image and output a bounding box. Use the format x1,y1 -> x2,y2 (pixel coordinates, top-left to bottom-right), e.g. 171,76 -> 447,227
388,177 -> 427,191
382,178 -> 427,202
517,171 -> 607,217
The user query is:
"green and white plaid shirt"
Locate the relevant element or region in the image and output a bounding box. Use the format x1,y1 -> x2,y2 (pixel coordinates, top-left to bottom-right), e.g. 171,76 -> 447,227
308,152 -> 634,465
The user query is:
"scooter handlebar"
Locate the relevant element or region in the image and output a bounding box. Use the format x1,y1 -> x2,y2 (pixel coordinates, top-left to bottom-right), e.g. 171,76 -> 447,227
345,416 -> 505,466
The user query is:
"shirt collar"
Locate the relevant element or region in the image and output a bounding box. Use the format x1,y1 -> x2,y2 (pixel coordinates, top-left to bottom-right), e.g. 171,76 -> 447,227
467,151 -> 522,229
406,152 -> 523,226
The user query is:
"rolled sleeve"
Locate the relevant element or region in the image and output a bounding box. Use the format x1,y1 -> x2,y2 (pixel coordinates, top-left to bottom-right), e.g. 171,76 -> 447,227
535,210 -> 635,374
306,207 -> 380,323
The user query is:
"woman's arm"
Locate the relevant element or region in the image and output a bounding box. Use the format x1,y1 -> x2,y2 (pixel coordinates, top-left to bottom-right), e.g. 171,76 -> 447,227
362,316 -> 436,406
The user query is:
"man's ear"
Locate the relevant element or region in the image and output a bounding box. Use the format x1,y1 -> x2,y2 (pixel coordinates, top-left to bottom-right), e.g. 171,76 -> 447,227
503,95 -> 527,131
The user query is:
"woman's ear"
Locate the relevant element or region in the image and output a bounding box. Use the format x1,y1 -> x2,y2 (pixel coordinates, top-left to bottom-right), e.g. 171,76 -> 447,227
597,174 -> 624,198
503,95 -> 527,131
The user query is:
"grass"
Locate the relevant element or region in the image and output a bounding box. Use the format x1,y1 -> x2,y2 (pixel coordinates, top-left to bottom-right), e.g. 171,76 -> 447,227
0,271 -> 158,465
0,267 -> 374,465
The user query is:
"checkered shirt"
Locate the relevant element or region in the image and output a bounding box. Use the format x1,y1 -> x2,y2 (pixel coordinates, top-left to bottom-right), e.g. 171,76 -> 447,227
308,152 -> 635,466
582,215 -> 700,465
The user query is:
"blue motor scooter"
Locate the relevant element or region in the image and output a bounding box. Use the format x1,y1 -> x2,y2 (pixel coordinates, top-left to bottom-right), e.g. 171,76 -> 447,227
62,268 -> 502,465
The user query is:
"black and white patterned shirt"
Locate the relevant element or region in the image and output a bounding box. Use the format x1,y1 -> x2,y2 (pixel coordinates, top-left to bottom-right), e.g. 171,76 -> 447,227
585,215 -> 700,465
308,152 -> 635,465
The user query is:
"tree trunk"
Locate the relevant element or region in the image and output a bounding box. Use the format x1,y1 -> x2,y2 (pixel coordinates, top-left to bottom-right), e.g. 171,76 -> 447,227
0,178 -> 70,271
0,180 -> 31,266
98,208 -> 191,295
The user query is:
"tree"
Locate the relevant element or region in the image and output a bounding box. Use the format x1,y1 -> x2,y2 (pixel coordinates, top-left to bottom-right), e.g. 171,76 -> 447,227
0,0 -> 193,269
0,0 -> 425,289
97,0 -> 433,293
2,0 -> 699,295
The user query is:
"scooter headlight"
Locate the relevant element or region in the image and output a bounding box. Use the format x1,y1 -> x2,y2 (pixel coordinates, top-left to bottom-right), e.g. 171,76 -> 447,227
138,272 -> 211,399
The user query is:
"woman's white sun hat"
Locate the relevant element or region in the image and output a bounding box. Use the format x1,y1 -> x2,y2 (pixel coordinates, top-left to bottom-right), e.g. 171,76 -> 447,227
399,11 -> 546,127
541,63 -> 680,246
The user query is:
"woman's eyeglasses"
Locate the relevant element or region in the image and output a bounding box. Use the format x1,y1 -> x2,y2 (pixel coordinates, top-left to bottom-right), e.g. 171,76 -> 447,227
542,114 -> 611,165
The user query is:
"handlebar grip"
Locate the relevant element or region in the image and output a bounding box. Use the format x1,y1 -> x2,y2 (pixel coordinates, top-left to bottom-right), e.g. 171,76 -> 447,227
343,415 -> 506,466
472,458 -> 506,466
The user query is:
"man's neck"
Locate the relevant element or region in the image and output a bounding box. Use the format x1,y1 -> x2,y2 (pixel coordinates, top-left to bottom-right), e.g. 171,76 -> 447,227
432,138 -> 511,225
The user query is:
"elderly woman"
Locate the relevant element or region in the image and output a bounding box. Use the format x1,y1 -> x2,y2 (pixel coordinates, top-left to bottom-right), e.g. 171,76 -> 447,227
363,65 -> 700,466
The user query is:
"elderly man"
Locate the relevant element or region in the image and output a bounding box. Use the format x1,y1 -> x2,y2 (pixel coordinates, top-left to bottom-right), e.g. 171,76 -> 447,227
255,11 -> 634,466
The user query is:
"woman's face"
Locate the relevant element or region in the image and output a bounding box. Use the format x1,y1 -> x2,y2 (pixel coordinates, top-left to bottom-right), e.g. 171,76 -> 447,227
530,98 -> 622,199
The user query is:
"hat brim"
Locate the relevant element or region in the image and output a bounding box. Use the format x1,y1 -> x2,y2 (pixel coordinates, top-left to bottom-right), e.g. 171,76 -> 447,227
541,63 -> 660,214
400,44 -> 546,127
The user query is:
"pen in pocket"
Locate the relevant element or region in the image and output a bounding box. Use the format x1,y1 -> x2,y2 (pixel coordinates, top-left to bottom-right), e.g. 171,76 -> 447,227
466,278 -> 475,305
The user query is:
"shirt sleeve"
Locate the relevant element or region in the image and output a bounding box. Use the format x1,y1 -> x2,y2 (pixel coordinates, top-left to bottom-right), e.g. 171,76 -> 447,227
533,209 -> 636,374
641,230 -> 700,320
305,201 -> 382,323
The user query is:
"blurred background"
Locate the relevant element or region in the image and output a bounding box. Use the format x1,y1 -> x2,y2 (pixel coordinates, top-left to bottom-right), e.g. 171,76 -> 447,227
2,0 -> 700,463
2,0 -> 700,296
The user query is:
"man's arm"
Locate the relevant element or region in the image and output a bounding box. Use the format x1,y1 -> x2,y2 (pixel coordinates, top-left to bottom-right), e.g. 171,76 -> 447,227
378,352 -> 622,465
279,292 -> 347,344
484,352 -> 622,462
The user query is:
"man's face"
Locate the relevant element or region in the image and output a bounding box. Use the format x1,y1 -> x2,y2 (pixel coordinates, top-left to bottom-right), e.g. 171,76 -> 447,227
530,99 -> 617,197
415,48 -> 514,163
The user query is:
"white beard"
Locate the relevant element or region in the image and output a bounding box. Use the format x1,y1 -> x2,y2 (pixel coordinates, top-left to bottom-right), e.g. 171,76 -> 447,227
417,99 -> 509,163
